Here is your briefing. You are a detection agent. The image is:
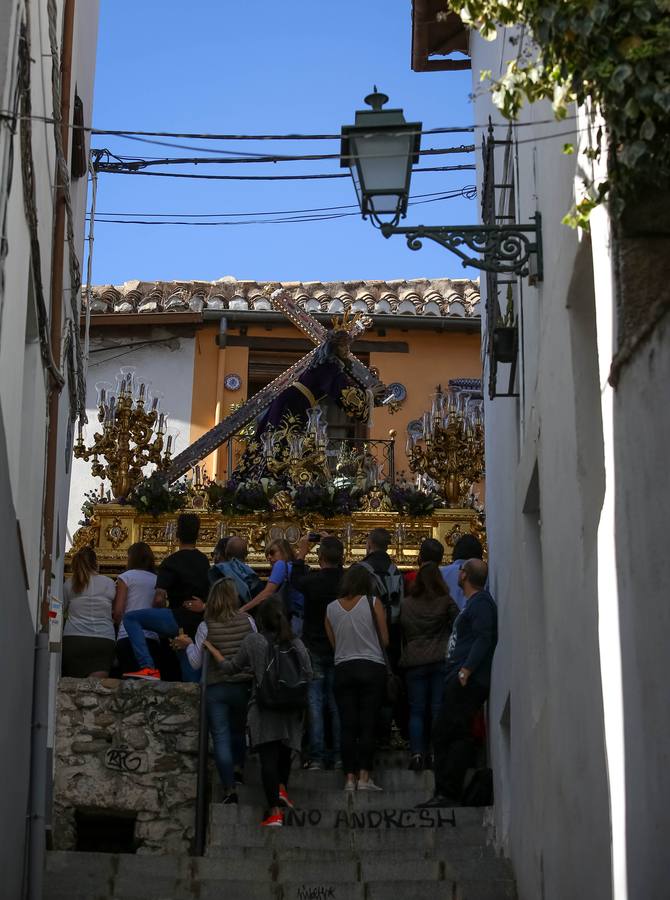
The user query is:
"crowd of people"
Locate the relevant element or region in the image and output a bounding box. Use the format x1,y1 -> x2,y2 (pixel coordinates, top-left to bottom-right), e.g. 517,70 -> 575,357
63,513 -> 497,826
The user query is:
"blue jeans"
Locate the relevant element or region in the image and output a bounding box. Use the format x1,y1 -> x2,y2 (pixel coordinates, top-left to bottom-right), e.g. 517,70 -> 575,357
122,608 -> 200,683
307,652 -> 340,765
206,681 -> 251,790
405,661 -> 447,755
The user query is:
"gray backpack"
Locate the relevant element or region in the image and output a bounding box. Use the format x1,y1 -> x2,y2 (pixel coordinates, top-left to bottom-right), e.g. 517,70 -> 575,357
361,560 -> 404,623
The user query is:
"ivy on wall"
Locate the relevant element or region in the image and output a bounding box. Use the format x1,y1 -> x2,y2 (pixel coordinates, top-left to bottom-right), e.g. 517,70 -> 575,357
449,0 -> 670,223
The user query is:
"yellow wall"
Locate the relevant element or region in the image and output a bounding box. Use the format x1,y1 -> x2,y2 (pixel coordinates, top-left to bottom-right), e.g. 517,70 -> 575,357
369,329 -> 482,475
190,320 -> 481,481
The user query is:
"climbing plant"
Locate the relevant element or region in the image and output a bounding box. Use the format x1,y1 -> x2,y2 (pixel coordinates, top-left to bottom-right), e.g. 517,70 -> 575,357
447,0 -> 670,223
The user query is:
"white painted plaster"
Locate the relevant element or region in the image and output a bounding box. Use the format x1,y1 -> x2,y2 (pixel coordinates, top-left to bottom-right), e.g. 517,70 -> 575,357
67,334 -> 196,544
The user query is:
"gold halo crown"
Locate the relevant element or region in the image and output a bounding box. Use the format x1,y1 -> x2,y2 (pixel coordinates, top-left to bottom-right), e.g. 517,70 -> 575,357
331,308 -> 372,335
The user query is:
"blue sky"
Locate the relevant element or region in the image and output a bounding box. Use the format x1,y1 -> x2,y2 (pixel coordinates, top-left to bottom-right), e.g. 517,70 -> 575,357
89,0 -> 476,285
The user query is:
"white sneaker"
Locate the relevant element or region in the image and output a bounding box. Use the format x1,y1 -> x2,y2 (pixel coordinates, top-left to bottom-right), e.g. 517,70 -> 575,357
357,779 -> 383,791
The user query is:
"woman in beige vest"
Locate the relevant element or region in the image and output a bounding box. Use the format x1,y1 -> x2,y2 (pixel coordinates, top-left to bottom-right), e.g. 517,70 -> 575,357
173,579 -> 255,803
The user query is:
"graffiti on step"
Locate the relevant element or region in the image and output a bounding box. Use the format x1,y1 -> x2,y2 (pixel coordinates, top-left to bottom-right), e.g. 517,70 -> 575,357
284,808 -> 456,828
104,744 -> 147,774
296,887 -> 335,900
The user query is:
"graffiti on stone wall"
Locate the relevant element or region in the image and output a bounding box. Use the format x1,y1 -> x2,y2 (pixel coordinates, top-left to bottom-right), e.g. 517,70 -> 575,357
104,744 -> 148,774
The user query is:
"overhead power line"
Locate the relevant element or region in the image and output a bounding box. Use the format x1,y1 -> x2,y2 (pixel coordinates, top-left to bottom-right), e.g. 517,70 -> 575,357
88,187 -> 477,227
92,163 -> 476,183
89,188 -> 475,219
92,144 -> 476,173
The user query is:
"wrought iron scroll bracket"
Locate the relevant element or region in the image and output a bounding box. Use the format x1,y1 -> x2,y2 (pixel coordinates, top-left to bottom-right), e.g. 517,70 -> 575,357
380,213 -> 543,280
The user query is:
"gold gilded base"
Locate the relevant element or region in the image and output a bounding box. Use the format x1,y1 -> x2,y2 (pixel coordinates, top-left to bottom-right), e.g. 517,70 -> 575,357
69,503 -> 485,574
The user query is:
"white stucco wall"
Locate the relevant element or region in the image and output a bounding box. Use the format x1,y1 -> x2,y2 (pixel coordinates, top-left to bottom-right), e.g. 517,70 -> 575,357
67,332 -> 196,543
471,28 -> 615,900
0,2 -> 99,895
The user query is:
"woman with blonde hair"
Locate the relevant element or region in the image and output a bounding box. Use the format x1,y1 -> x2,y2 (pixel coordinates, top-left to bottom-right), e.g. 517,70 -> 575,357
240,539 -> 304,633
62,546 -> 116,677
173,578 -> 256,803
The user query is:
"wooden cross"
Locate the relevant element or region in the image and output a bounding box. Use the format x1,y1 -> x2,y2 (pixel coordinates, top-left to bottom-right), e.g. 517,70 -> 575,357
166,289 -> 393,482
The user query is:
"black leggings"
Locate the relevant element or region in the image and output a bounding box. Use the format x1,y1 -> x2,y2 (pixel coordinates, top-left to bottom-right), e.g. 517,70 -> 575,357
334,659 -> 386,775
257,741 -> 292,808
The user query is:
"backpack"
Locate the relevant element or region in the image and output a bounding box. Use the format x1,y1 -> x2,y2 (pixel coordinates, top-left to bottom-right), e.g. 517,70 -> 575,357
256,637 -> 309,711
272,560 -> 305,633
211,559 -> 264,605
361,560 -> 404,623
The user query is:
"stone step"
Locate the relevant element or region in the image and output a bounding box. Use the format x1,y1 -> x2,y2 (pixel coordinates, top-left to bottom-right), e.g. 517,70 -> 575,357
211,800 -> 487,830
230,783 -> 443,810
207,822 -> 492,853
239,765 -> 435,792
43,852 -> 516,900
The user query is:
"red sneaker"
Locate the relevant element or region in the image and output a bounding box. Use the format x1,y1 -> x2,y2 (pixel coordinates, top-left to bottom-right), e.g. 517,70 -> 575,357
123,667 -> 160,681
260,812 -> 283,827
278,788 -> 294,809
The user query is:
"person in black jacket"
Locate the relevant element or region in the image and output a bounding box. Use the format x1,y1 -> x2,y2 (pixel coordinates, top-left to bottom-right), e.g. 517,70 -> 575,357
291,534 -> 344,770
417,558 -> 498,807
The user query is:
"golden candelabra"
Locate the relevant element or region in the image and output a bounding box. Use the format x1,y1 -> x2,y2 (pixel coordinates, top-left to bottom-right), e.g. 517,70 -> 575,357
73,367 -> 174,499
260,407 -> 330,486
407,385 -> 484,507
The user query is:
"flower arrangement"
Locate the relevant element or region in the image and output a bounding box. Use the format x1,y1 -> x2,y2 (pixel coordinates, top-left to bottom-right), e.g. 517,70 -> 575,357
79,488 -> 110,526
292,483 -> 362,519
127,471 -> 188,517
388,483 -> 444,517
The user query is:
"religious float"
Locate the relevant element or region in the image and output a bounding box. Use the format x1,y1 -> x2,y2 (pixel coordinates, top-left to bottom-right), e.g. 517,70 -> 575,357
70,290 -> 485,571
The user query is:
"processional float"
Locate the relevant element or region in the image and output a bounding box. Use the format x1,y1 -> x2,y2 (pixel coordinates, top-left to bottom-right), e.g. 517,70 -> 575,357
71,289 -> 485,570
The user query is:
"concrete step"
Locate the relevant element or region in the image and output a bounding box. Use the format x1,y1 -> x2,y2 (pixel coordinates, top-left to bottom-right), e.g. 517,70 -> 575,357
207,822 -> 492,853
44,851 -> 515,900
211,799 -> 487,830
231,783 -> 443,810
240,766 -> 435,792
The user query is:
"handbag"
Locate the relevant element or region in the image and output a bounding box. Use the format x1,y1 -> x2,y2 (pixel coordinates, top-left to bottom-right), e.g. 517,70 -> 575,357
366,596 -> 402,704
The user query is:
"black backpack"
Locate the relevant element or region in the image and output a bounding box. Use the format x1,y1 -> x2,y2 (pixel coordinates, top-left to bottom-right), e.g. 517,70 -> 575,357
256,637 -> 309,711
361,560 -> 404,621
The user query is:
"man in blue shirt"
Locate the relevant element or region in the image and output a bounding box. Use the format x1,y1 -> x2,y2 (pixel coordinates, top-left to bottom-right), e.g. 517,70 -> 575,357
417,558 -> 497,807
439,534 -> 484,612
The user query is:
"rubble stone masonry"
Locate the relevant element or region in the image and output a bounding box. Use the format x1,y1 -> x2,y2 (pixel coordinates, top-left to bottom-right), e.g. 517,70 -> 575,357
53,678 -> 200,854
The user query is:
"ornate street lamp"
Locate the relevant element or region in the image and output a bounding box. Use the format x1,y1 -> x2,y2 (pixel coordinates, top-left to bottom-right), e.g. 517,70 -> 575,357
340,87 -> 422,227
341,91 -> 543,279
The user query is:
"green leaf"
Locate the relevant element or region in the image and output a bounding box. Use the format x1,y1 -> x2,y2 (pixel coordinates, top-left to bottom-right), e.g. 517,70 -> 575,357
562,142 -> 575,155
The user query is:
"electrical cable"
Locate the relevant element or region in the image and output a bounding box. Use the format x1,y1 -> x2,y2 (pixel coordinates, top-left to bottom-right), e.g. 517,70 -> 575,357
0,109 -> 581,140
88,189 -> 478,227
92,163 -> 477,182
87,188 -> 477,220
91,144 -> 477,172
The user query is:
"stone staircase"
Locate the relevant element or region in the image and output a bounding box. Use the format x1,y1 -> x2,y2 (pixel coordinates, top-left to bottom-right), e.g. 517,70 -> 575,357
44,751 -> 516,899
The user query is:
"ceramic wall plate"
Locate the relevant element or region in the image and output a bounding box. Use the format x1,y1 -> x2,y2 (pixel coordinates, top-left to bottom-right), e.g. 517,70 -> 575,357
224,373 -> 242,391
387,382 -> 407,402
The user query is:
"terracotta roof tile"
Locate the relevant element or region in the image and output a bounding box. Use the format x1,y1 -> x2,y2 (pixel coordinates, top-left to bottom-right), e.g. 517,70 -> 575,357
84,277 -> 480,320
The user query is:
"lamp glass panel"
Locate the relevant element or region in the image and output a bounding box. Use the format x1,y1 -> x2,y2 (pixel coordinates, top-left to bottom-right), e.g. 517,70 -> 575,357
352,132 -> 413,215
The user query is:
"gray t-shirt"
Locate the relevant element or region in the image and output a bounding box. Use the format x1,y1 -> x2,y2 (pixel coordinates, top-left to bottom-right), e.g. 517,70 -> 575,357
326,595 -> 385,666
63,573 -> 115,640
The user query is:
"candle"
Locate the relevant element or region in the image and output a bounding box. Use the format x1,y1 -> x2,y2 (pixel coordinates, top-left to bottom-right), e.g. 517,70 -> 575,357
152,396 -> 159,411
139,383 -> 146,400
99,483 -> 104,498
195,465 -> 201,486
166,435 -> 173,453
158,413 -> 165,432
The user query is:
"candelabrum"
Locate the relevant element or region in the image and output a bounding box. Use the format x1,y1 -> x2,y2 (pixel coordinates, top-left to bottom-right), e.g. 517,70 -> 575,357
73,367 -> 175,499
260,407 -> 330,486
407,385 -> 484,507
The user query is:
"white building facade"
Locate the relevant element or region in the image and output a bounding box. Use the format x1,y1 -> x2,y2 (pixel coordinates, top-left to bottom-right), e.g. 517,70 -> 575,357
0,2 -> 98,897
467,25 -> 670,900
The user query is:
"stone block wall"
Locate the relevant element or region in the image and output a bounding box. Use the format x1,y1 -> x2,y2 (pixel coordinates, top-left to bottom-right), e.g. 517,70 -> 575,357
53,678 -> 200,854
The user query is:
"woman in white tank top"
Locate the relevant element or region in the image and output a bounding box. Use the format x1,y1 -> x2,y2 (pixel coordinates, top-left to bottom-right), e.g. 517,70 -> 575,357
326,565 -> 389,792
